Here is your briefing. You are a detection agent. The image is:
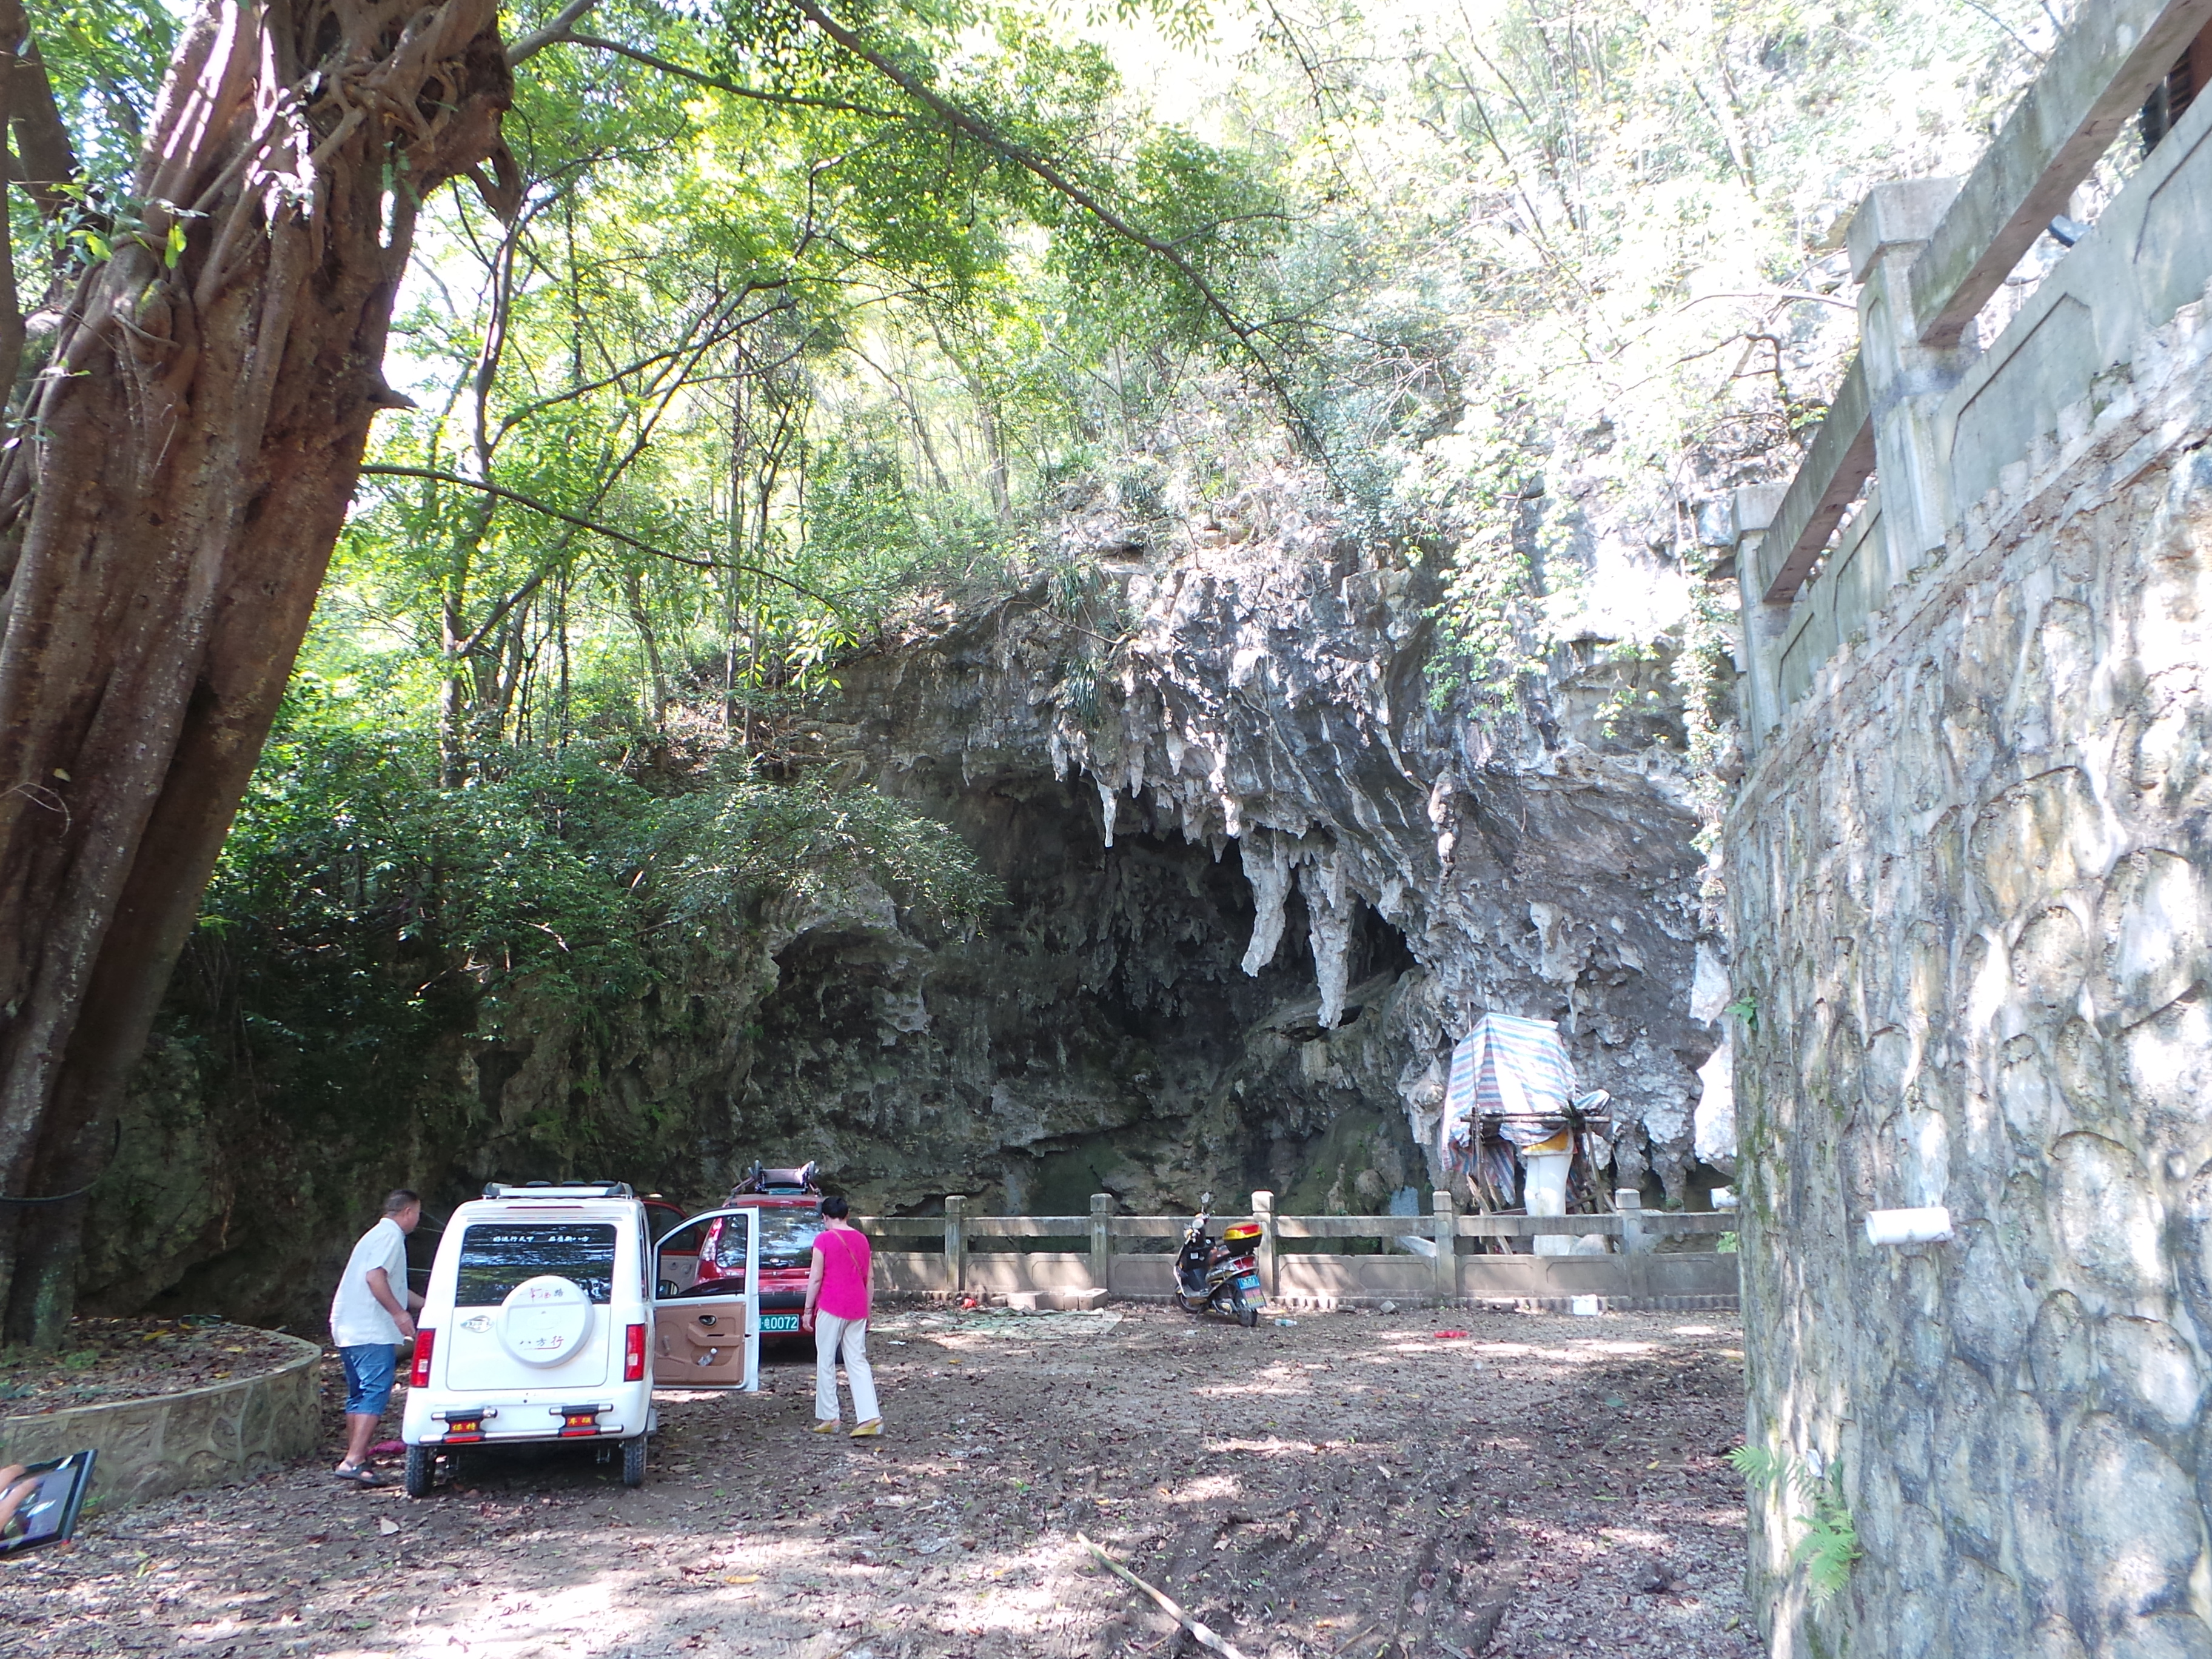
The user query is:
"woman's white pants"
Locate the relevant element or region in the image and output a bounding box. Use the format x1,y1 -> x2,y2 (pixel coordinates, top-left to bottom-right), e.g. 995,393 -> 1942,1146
814,1313 -> 879,1423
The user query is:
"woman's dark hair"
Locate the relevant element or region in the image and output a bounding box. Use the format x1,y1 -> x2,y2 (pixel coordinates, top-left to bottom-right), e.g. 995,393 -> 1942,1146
819,1195 -> 850,1219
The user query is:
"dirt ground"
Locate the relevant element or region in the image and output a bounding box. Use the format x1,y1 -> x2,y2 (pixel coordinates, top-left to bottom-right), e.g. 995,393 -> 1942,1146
0,1318 -> 303,1412
2,1303 -> 1760,1659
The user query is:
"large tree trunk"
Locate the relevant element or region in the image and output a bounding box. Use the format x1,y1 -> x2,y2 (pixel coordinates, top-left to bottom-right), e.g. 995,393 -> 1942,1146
0,0 -> 510,1346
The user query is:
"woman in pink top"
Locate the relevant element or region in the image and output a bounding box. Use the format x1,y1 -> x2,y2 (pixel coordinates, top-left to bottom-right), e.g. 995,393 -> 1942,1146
800,1195 -> 880,1436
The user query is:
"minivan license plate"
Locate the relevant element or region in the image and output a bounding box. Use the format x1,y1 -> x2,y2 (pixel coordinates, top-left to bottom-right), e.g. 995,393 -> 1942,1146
760,1313 -> 800,1332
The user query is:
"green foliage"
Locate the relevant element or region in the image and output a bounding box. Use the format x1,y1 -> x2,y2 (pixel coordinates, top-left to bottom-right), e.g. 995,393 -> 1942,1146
1724,993 -> 1759,1033
196,687 -> 999,1089
1729,1446 -> 1862,1601
1797,1472 -> 1864,1602
313,0 -> 1305,783
30,0 -> 178,187
1727,1443 -> 1786,1486
1235,0 -> 2058,718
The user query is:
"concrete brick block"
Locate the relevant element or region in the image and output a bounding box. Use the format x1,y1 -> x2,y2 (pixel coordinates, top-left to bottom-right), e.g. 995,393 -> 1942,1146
1038,1288 -> 1110,1311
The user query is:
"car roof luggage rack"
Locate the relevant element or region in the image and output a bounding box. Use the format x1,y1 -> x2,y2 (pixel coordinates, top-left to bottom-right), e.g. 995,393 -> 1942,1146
480,1181 -> 635,1199
729,1160 -> 820,1196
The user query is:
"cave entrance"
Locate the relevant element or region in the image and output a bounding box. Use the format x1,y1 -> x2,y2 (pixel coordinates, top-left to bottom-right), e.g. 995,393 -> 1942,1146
740,773 -> 1429,1221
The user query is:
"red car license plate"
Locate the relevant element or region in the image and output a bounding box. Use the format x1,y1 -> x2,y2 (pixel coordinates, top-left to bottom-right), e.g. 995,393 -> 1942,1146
760,1313 -> 800,1333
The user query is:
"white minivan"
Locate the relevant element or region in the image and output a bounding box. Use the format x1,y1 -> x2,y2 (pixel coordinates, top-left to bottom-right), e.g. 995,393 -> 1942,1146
398,1182 -> 759,1496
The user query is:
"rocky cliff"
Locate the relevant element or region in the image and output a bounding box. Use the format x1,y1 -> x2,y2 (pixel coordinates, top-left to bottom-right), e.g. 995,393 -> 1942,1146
742,486 -> 1725,1218
95,491 -> 1728,1328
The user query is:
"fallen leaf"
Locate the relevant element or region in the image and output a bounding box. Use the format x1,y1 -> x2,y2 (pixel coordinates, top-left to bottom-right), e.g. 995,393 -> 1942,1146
723,1574 -> 762,1585
379,1518 -> 401,1536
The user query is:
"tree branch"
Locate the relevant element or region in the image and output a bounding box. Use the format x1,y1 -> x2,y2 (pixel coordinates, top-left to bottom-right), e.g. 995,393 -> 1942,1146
0,1 -> 26,403
8,32 -> 77,218
356,466 -> 846,611
506,0 -> 604,69
779,0 -> 1319,453
565,34 -> 902,119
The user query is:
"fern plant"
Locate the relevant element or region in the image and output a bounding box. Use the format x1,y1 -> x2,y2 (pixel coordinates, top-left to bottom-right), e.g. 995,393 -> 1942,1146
1727,1447 -> 1862,1602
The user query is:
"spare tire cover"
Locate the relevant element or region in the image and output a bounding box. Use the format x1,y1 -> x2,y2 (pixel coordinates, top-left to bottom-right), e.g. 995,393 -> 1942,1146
498,1275 -> 592,1365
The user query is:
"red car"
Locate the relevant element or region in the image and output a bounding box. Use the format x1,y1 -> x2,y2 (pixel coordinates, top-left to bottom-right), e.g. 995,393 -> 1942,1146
684,1163 -> 826,1339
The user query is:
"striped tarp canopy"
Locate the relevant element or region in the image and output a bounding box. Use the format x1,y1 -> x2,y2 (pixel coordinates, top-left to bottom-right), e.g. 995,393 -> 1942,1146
1440,1013 -> 1578,1163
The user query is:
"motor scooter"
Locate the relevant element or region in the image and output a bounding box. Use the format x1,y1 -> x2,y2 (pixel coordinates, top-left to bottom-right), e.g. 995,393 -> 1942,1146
1173,1195 -> 1262,1327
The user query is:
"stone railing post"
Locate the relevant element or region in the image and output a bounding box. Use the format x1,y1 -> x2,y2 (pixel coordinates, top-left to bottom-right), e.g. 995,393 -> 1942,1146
1731,482 -> 1789,757
1431,1190 -> 1458,1303
1617,1187 -> 1649,1256
1848,178 -> 1979,583
1090,1192 -> 1114,1293
944,1195 -> 966,1298
1251,1190 -> 1277,1301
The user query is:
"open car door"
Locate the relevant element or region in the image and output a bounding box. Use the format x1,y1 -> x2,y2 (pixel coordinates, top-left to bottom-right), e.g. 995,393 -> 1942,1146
652,1210 -> 762,1391
644,1199 -> 698,1292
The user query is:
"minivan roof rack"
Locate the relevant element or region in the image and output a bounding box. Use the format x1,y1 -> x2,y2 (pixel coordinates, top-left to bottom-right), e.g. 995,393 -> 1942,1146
481,1181 -> 634,1199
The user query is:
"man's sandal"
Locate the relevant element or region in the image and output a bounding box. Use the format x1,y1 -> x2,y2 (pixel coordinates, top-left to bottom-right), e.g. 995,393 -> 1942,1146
849,1419 -> 883,1438
334,1464 -> 383,1486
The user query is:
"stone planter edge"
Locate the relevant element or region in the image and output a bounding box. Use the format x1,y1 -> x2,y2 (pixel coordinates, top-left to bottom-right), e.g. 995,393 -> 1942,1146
0,1330 -> 324,1512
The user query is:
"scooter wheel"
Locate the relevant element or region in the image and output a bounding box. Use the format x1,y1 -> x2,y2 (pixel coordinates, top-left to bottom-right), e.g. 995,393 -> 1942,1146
1237,1299 -> 1259,1329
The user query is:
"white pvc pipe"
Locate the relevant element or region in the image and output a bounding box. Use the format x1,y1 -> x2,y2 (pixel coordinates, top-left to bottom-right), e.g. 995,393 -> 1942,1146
1866,1206 -> 1952,1245
1524,1150 -> 1574,1257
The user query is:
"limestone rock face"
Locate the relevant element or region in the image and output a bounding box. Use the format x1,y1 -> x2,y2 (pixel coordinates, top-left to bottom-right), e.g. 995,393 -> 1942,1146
751,504 -> 1721,1216
94,498 -> 1723,1330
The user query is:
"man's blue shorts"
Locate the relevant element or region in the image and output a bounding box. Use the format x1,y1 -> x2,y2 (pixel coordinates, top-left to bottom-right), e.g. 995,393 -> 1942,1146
339,1342 -> 398,1417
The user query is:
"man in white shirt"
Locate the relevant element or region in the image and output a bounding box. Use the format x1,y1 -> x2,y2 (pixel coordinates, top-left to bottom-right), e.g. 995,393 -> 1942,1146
329,1190 -> 424,1486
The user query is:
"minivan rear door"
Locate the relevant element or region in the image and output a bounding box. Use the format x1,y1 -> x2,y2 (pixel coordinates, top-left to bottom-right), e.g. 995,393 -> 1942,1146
444,1216 -> 618,1392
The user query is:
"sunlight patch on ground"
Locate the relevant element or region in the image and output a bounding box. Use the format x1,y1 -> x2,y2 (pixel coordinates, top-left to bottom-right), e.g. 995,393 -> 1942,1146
1465,1340 -> 1663,1362
1193,1375 -> 1315,1398
871,1310 -> 1124,1344
1204,1434 -> 1330,1456
397,1570 -> 626,1659
1157,1472 -> 1242,1504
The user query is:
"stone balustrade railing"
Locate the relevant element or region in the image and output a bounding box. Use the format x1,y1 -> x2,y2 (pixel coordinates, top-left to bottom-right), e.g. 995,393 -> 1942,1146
1732,0 -> 2212,750
854,1191 -> 1738,1310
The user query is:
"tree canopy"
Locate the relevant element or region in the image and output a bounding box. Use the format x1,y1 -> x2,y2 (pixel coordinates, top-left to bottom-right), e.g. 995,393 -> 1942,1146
0,0 -> 2069,1339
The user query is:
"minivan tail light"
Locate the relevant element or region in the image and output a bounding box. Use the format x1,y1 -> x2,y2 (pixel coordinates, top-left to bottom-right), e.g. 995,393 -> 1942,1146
623,1322 -> 646,1381
409,1328 -> 435,1387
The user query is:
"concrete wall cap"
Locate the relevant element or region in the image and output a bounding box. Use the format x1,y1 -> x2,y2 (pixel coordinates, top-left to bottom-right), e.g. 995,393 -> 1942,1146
1732,483 -> 1789,545
1849,178 -> 1963,281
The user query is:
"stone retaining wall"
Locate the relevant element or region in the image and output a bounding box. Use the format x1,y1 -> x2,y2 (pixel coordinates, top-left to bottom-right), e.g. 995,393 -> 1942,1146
0,1332 -> 322,1511
1728,278 -> 2212,1658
